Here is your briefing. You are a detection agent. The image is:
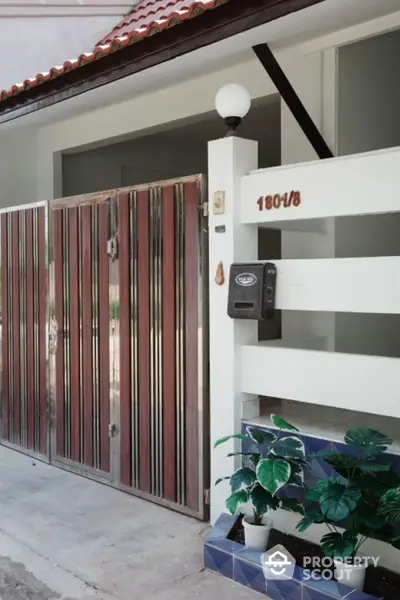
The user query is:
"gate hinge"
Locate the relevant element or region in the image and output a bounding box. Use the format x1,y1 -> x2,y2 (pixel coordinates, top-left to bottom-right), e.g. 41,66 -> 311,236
108,423 -> 118,438
200,201 -> 209,217
204,488 -> 211,505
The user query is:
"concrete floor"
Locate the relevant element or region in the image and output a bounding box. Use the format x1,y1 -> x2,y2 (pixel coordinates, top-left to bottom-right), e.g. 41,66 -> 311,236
0,447 -> 259,600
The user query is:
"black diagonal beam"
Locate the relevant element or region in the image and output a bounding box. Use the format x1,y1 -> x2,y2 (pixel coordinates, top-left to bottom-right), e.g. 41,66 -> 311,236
253,43 -> 333,160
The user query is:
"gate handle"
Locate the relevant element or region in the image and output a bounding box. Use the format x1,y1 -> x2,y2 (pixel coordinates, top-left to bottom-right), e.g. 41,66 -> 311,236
49,317 -> 59,355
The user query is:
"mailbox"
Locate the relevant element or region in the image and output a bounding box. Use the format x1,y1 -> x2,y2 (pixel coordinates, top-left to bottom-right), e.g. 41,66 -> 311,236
227,262 -> 276,320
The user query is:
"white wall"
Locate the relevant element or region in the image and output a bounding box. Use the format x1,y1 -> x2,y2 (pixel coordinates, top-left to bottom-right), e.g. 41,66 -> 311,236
280,49 -> 337,350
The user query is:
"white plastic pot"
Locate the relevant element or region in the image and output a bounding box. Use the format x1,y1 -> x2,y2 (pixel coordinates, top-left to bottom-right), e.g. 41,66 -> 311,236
334,558 -> 367,592
243,515 -> 272,551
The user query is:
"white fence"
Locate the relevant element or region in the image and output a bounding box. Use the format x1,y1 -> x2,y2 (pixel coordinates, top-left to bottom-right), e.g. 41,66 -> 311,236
208,137 -> 400,523
241,146 -> 400,224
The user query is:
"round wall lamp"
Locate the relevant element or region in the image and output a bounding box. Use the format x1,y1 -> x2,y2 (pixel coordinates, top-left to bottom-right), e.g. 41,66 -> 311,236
215,83 -> 251,136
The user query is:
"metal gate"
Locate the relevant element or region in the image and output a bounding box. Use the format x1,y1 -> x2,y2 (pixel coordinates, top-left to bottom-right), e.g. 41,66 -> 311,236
49,193 -> 112,479
44,175 -> 209,518
0,204 -> 48,458
114,179 -> 209,516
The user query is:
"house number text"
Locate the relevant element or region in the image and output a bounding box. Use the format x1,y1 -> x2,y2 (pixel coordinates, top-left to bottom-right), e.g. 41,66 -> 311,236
257,191 -> 302,211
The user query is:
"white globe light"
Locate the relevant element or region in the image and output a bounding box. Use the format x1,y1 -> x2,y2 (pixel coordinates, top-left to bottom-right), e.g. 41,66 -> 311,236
215,83 -> 251,119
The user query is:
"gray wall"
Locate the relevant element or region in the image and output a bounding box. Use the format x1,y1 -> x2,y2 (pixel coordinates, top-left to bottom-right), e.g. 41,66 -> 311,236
62,98 -> 281,197
338,30 -> 400,156
336,30 -> 400,357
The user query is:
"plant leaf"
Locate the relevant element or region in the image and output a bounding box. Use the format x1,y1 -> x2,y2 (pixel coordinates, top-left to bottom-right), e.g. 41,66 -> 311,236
323,453 -> 361,478
281,498 -> 304,515
356,502 -> 388,531
246,426 -> 277,445
250,483 -> 280,516
378,487 -> 400,524
306,477 -> 340,501
226,490 -> 249,515
360,461 -> 392,473
230,467 -> 256,492
214,433 -> 248,449
323,452 -> 392,477
296,508 -> 325,532
227,452 -> 259,458
319,483 -> 361,521
272,436 -> 306,460
321,531 -> 358,559
270,414 -> 299,432
391,535 -> 400,543
287,461 -> 304,487
256,458 -> 291,496
344,428 -> 392,457
306,488 -> 322,501
227,453 -> 262,468
353,471 -> 400,498
215,476 -> 230,486
391,536 -> 400,551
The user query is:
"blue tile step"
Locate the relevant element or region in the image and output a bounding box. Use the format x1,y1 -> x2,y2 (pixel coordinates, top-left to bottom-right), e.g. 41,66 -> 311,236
204,513 -> 387,600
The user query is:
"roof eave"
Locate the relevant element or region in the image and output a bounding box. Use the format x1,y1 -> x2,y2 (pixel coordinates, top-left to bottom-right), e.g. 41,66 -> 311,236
0,0 -> 325,125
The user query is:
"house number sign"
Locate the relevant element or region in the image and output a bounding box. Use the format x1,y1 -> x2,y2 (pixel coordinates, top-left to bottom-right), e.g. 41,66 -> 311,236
257,190 -> 302,211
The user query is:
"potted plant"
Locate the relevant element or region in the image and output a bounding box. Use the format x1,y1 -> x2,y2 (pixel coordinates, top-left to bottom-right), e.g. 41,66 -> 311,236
214,414 -> 306,550
296,427 -> 400,592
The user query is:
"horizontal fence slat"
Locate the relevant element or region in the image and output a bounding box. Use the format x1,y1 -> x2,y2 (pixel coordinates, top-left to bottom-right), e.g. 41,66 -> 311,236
241,146 -> 400,225
271,256 -> 400,314
241,344 -> 399,419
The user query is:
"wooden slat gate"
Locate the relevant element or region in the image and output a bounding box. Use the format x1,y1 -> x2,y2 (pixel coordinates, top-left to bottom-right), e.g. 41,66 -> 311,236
0,176 -> 209,520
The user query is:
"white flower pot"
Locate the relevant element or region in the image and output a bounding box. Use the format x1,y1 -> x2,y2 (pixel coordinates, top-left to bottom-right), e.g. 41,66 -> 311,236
334,559 -> 367,592
243,515 -> 272,551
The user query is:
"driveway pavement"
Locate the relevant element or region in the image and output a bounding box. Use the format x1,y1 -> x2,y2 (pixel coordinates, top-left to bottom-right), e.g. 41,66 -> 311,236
0,447 -> 260,600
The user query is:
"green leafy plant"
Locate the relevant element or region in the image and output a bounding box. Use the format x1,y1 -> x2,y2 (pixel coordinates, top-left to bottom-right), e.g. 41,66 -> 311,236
378,487 -> 400,525
214,415 -> 306,525
296,427 -> 400,559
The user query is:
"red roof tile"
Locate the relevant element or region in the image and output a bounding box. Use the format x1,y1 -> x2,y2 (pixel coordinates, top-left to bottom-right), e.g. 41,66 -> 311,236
97,0 -> 217,45
0,0 -> 222,103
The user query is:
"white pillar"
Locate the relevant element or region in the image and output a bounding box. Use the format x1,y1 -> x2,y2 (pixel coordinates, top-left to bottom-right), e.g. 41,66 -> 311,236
208,136 -> 258,523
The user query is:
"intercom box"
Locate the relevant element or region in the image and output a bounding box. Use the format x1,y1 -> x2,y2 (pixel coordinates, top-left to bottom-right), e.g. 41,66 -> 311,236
227,262 -> 276,320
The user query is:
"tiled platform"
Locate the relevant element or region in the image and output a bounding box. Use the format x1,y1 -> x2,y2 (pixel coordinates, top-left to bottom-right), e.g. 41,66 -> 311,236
204,514 -> 382,600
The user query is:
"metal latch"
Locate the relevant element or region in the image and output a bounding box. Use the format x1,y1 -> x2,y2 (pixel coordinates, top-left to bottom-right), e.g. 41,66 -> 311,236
108,423 -> 118,438
199,201 -> 209,217
107,237 -> 118,261
204,488 -> 211,505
